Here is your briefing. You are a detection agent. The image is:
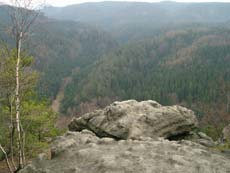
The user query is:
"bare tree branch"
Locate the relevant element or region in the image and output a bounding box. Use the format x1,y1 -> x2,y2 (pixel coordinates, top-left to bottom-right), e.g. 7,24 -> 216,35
0,144 -> 14,173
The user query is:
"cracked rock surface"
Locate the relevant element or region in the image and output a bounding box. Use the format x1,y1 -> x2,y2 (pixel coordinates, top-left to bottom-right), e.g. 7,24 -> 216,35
21,130 -> 230,173
20,100 -> 230,173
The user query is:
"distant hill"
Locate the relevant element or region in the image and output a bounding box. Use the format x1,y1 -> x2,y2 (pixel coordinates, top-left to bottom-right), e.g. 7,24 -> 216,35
42,2 -> 230,25
42,2 -> 230,41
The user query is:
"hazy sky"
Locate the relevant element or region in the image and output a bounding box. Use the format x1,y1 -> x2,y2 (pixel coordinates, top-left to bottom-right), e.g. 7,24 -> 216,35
1,0 -> 230,7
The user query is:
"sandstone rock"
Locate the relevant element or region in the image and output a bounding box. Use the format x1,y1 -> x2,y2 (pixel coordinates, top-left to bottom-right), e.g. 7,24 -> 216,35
188,132 -> 216,147
197,132 -> 213,141
196,139 -> 216,147
223,124 -> 230,142
69,100 -> 198,140
20,131 -> 230,173
20,101 -> 230,173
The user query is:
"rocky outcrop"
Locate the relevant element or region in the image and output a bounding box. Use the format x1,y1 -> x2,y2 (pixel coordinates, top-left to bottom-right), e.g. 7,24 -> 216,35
20,130 -> 230,173
69,100 -> 198,140
20,100 -> 230,173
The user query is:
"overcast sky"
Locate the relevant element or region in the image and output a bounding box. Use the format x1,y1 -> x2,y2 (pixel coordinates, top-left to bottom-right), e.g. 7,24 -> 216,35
1,0 -> 230,7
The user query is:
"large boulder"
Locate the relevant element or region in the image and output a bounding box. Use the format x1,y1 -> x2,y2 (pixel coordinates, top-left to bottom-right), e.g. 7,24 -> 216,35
20,130 -> 230,173
69,100 -> 198,140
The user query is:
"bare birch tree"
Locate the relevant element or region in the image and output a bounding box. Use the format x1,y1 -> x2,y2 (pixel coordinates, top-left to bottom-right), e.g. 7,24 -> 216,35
7,0 -> 43,170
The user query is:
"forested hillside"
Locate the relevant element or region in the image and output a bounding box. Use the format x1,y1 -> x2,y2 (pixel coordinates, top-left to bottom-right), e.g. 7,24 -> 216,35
0,2 -> 229,137
29,21 -> 117,99
62,27 -> 230,137
0,6 -> 117,99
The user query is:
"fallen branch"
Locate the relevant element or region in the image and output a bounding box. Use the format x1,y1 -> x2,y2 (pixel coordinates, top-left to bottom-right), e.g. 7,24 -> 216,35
0,144 -> 14,173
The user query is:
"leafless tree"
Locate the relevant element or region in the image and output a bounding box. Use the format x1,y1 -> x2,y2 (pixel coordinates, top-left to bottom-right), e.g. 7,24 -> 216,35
6,0 -> 43,170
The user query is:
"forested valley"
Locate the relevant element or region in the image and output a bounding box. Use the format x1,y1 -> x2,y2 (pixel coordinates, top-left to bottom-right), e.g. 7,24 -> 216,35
0,1 -> 230,172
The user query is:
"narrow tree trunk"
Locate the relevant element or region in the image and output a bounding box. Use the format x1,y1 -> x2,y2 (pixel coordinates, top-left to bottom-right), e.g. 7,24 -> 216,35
0,144 -> 13,173
20,123 -> 26,165
9,99 -> 17,171
15,32 -> 24,169
227,92 -> 230,114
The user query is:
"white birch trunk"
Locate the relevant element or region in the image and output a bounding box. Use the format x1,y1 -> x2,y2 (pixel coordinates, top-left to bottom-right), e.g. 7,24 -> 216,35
15,31 -> 24,169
